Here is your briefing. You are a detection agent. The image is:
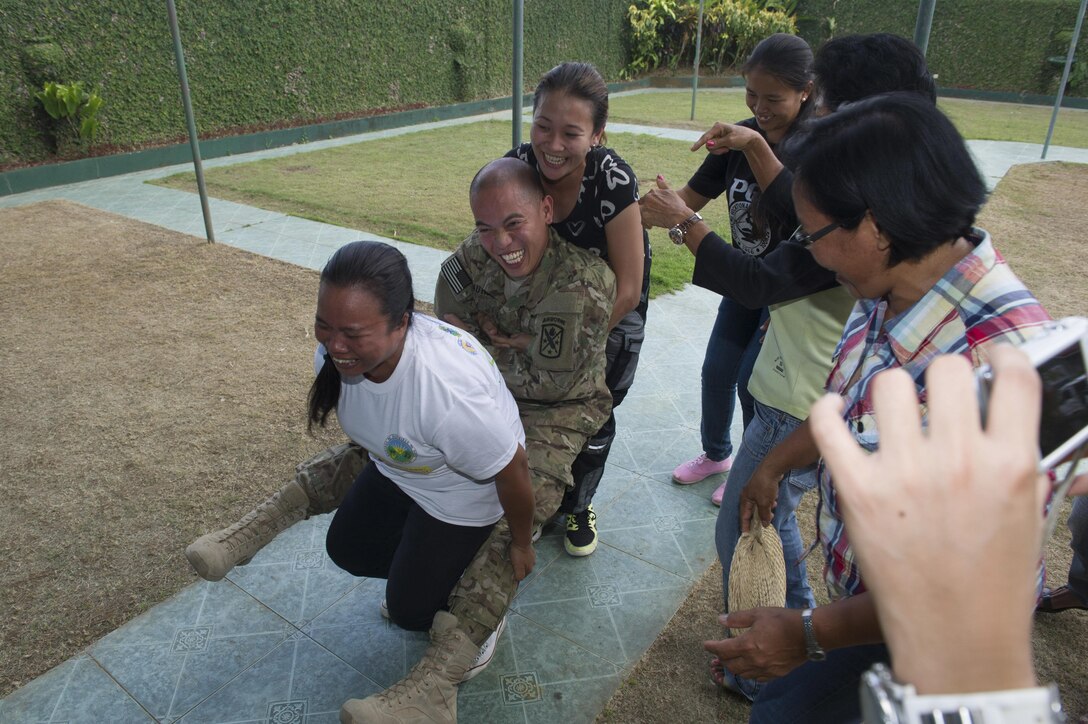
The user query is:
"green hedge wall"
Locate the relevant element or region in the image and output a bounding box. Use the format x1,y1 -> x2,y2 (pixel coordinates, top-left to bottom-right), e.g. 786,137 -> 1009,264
0,0 -> 630,165
796,0 -> 1088,97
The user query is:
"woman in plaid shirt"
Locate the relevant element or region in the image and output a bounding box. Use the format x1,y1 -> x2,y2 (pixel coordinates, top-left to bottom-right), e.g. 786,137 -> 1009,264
706,92 -> 1051,723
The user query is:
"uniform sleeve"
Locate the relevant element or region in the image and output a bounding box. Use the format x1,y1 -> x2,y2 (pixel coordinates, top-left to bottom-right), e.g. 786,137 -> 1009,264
692,233 -> 838,308
434,245 -> 484,338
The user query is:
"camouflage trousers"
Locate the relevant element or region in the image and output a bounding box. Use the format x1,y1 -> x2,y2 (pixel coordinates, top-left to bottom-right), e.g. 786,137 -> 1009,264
447,419 -> 588,645
295,441 -> 367,517
294,421 -> 587,646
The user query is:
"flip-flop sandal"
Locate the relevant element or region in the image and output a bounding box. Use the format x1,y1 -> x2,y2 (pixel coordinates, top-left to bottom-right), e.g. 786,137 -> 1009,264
1036,585 -> 1088,613
710,656 -> 758,701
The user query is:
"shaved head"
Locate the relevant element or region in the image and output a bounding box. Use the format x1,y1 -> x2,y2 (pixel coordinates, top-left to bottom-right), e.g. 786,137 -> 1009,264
470,157 -> 546,206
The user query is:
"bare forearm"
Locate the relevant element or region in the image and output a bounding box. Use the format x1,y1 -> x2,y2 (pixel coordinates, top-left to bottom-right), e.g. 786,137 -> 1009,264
763,419 -> 820,477
742,136 -> 785,191
608,286 -> 638,329
494,446 -> 534,546
811,592 -> 884,651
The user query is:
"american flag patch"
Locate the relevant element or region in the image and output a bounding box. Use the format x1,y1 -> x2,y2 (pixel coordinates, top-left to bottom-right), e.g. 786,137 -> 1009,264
440,255 -> 472,295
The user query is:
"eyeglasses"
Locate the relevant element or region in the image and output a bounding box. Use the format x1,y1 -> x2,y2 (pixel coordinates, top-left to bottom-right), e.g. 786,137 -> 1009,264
788,220 -> 845,248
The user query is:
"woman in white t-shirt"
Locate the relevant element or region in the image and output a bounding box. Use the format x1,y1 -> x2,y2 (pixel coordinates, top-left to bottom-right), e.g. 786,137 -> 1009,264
312,240 -> 535,632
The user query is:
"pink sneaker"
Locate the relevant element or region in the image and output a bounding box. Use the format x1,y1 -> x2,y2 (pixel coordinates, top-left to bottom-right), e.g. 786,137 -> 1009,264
711,481 -> 728,507
672,453 -> 733,485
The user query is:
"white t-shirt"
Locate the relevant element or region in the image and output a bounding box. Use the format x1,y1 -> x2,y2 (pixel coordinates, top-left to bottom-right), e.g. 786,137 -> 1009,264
315,313 -> 524,526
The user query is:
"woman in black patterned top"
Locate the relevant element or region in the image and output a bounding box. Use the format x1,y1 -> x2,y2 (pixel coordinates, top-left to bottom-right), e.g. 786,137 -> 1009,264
506,61 -> 649,557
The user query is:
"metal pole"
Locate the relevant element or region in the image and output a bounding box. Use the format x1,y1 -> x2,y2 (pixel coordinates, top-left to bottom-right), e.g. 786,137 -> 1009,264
690,0 -> 705,121
1043,0 -> 1087,159
913,0 -> 937,56
166,0 -> 214,243
512,0 -> 524,148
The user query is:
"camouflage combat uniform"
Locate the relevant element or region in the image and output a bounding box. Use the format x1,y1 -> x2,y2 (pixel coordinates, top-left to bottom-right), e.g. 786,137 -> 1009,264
434,227 -> 615,641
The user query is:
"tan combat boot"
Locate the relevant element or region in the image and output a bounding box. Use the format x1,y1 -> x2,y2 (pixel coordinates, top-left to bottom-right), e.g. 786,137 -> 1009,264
185,481 -> 309,581
184,442 -> 367,581
340,611 -> 476,724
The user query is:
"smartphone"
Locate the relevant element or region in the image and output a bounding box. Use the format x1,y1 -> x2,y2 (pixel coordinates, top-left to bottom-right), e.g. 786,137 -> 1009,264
976,316 -> 1088,471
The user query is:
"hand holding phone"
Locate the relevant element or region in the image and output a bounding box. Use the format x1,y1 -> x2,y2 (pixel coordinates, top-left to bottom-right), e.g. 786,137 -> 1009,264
811,347 -> 1047,695
976,316 -> 1088,472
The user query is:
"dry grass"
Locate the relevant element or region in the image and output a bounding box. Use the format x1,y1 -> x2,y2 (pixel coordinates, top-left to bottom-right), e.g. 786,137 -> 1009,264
148,121 -> 732,298
0,201 -> 344,695
600,161 -> 1088,721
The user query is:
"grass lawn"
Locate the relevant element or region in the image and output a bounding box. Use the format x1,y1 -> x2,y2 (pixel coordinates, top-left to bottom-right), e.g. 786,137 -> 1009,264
152,91 -> 1088,297
153,121 -> 730,297
610,89 -> 1088,148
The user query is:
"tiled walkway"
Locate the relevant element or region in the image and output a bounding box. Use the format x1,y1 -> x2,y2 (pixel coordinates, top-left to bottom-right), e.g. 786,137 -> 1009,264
2,106 -> 1086,724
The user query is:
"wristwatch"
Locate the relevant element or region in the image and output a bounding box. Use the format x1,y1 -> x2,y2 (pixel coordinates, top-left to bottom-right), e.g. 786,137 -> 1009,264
668,212 -> 703,245
801,608 -> 826,661
860,663 -> 1065,724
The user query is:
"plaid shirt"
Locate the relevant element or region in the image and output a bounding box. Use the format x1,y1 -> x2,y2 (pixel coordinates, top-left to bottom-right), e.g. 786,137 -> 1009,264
818,229 -> 1051,600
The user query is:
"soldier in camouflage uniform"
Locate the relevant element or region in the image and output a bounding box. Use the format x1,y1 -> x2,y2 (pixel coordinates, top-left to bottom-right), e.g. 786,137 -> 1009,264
435,161 -> 615,640
340,159 -> 615,722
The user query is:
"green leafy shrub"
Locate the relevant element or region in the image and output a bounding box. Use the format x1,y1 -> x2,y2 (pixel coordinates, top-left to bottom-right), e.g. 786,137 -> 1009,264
34,81 -> 103,149
795,0 -> 1087,98
624,0 -> 797,77
626,0 -> 681,76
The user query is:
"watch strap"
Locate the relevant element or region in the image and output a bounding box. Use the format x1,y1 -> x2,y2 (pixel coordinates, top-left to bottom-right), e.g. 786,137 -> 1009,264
801,608 -> 826,661
668,212 -> 703,245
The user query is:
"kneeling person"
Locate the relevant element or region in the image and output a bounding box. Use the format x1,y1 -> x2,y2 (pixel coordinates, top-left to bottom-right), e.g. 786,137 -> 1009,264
341,159 -> 616,722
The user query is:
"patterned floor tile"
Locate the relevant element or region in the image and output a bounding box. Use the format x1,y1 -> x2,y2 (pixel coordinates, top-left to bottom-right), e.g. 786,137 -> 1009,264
175,634 -> 377,723
596,478 -> 718,579
0,655 -> 154,724
512,545 -> 689,667
613,388 -> 690,434
302,584 -> 430,690
613,425 -> 706,478
587,463 -> 648,513
226,544 -> 368,628
459,613 -> 622,723
89,581 -> 292,721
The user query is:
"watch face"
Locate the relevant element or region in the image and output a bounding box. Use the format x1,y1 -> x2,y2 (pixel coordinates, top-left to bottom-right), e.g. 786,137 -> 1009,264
669,227 -> 684,245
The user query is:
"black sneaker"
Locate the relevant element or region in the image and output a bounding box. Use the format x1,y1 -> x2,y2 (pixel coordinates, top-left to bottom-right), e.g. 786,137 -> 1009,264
564,505 -> 598,556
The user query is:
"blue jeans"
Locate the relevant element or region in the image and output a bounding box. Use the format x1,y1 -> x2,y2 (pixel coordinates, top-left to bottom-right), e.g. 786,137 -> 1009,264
715,399 -> 818,612
701,296 -> 767,461
1068,495 -> 1088,601
734,643 -> 890,723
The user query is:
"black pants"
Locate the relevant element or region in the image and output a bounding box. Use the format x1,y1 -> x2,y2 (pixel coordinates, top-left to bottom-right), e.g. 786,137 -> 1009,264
326,462 -> 495,631
559,285 -> 647,515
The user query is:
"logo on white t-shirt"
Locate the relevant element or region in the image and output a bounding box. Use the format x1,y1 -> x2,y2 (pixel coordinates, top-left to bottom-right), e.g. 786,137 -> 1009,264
384,434 -> 417,464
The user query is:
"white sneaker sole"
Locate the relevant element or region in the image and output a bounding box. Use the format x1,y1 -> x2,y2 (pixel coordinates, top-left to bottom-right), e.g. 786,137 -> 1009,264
382,599 -> 505,682
462,614 -> 507,681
